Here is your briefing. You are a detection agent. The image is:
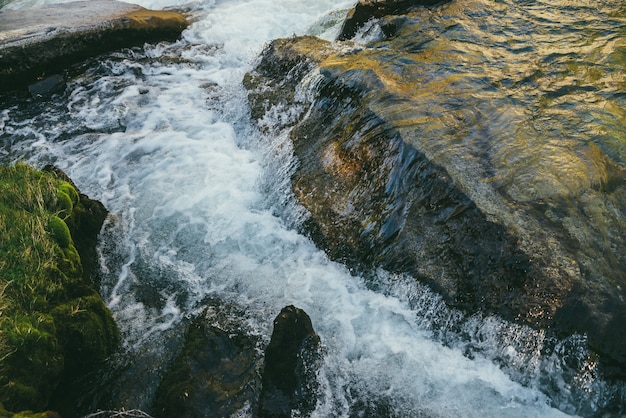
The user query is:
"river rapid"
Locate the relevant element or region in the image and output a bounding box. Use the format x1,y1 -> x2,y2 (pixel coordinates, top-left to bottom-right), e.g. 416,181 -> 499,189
1,0 -> 624,416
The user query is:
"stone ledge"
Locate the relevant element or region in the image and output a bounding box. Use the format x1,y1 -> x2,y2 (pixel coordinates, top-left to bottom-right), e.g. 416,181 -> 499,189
0,0 -> 188,90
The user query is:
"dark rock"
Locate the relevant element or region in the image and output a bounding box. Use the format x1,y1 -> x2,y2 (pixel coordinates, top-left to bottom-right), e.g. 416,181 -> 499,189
0,0 -> 188,90
27,74 -> 66,98
337,0 -> 449,41
130,303 -> 321,418
154,301 -> 261,418
259,305 -> 321,418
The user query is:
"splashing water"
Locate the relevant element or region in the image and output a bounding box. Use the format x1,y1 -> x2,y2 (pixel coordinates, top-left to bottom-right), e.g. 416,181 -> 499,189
1,0 -> 623,416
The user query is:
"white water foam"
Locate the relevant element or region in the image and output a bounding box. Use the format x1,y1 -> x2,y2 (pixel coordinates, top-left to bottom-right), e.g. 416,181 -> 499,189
0,0 -> 600,415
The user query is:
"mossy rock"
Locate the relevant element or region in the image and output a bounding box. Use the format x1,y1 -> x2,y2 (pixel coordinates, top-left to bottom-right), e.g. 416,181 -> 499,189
0,164 -> 116,414
0,314 -> 63,412
57,182 -> 79,207
51,293 -> 119,374
55,190 -> 72,219
55,182 -> 79,219
47,216 -> 71,249
12,412 -> 60,418
57,244 -> 82,280
45,166 -> 108,283
0,404 -> 60,418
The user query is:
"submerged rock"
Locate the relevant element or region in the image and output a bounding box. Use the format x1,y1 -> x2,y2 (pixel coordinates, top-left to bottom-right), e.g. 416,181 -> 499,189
0,0 -> 188,90
27,75 -> 66,99
259,305 -> 321,418
244,5 -> 626,378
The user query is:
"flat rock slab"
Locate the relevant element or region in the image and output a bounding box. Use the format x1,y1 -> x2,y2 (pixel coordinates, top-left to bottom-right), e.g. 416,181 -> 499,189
0,0 -> 187,89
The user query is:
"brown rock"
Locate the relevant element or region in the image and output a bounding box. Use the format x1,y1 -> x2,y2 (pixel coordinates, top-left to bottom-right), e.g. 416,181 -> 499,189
0,0 -> 188,89
244,31 -> 626,377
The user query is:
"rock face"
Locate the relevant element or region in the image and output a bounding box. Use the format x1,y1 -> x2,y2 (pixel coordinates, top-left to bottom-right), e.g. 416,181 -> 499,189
244,4 -> 626,376
0,0 -> 188,89
259,305 -> 321,418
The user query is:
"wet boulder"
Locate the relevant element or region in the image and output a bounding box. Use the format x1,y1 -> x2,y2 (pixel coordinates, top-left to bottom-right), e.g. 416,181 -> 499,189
154,301 -> 261,418
0,0 -> 188,90
244,16 -> 626,376
259,305 -> 322,418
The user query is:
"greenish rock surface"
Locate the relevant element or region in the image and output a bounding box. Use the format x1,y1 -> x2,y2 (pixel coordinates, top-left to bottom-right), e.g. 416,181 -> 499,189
0,404 -> 60,418
0,164 -> 117,415
244,2 -> 626,378
154,300 -> 261,418
0,0 -> 188,90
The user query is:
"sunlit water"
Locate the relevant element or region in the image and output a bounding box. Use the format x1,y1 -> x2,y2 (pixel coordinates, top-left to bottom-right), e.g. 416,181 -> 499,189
1,0 -> 624,416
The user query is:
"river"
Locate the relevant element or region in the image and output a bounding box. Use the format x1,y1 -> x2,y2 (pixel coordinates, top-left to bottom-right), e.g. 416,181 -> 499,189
1,0 -> 624,416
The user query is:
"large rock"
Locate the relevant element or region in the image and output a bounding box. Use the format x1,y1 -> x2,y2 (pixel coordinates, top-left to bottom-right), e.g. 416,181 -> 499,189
244,21 -> 626,377
259,305 -> 321,418
0,0 -> 187,89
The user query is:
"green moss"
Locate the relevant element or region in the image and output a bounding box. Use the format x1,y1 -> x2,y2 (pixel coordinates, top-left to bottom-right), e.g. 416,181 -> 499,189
0,314 -> 62,412
57,182 -> 78,207
51,294 -> 119,371
58,244 -> 82,280
0,164 -> 117,413
54,190 -> 72,219
47,217 -> 70,249
0,403 -> 60,418
55,182 -> 79,219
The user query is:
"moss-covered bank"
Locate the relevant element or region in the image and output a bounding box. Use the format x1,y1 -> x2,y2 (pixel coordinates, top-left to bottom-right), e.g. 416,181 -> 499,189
0,164 -> 118,415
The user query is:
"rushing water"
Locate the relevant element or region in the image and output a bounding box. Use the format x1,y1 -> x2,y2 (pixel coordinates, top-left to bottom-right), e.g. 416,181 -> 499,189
1,0 -> 625,416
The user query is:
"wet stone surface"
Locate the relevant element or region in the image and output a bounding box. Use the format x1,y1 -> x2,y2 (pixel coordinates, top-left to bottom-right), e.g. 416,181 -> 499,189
244,0 -> 626,380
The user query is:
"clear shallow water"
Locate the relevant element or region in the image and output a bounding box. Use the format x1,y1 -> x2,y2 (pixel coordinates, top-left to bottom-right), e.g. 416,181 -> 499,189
0,0 -> 624,416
